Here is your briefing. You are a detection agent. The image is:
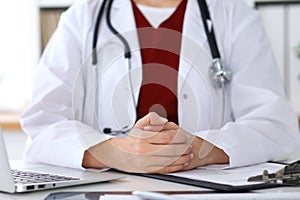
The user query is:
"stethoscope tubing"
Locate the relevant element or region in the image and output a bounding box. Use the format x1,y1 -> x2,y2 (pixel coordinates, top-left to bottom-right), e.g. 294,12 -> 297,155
196,0 -> 221,59
92,0 -> 223,64
91,0 -> 231,134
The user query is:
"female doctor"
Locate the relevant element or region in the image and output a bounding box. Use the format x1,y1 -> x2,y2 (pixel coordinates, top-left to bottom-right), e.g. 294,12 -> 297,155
21,0 -> 300,174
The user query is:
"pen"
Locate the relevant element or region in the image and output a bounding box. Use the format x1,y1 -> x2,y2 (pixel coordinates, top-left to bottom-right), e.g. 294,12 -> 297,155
132,191 -> 175,200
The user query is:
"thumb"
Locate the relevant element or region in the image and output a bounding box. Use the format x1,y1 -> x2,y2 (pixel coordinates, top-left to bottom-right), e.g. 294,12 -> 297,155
135,112 -> 168,129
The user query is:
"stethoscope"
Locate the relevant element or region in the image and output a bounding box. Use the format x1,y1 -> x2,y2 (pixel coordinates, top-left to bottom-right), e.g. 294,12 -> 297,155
92,0 -> 232,134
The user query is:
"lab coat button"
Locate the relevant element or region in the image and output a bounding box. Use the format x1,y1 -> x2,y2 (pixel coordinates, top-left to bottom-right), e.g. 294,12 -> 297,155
183,94 -> 188,99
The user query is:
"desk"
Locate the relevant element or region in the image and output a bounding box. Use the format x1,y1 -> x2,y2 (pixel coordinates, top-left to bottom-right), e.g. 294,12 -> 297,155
1,161 -> 300,200
0,112 -> 21,130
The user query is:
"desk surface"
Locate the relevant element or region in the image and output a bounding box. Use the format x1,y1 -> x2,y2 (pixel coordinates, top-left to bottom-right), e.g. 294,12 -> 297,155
1,161 -> 300,200
0,112 -> 21,130
0,161 -> 207,200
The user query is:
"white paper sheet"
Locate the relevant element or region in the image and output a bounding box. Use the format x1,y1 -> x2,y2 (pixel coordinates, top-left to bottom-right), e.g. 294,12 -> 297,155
98,163 -> 287,200
173,192 -> 300,200
100,195 -> 140,200
168,162 -> 284,186
99,193 -> 300,200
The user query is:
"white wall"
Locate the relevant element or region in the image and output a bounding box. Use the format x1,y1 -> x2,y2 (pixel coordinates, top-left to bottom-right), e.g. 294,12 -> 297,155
0,0 -> 39,112
257,3 -> 300,114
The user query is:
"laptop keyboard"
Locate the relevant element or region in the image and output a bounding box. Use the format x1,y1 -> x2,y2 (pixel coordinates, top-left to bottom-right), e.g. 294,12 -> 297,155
12,169 -> 80,184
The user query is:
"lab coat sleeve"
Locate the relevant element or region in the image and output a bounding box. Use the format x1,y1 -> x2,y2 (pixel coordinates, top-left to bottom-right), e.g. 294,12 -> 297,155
196,1 -> 300,168
20,1 -> 110,169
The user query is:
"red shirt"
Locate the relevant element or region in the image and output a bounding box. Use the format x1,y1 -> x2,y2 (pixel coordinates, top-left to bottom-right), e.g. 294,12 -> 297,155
132,0 -> 187,124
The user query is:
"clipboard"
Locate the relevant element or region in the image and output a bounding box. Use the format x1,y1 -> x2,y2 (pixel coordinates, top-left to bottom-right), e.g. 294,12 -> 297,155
137,161 -> 300,192
138,173 -> 284,192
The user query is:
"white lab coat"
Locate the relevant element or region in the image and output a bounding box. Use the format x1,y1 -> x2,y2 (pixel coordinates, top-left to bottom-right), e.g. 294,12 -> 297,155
21,0 -> 300,169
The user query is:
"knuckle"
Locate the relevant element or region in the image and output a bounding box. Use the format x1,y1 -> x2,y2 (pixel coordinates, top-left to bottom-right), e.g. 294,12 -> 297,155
169,122 -> 177,128
183,154 -> 190,163
148,112 -> 158,120
184,147 -> 191,155
174,133 -> 186,143
163,133 -> 174,143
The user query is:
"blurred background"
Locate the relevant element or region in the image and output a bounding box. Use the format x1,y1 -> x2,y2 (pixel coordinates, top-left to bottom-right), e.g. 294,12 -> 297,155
0,0 -> 299,160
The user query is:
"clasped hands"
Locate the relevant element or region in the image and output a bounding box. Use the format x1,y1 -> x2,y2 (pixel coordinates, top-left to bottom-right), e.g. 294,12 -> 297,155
83,112 -> 228,173
110,112 -> 199,173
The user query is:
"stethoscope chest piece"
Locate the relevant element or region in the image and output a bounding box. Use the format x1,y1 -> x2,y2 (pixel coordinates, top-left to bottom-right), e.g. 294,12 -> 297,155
209,59 -> 232,89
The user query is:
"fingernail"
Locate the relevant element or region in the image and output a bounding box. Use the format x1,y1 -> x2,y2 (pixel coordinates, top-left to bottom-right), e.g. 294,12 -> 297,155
190,153 -> 194,159
184,162 -> 189,167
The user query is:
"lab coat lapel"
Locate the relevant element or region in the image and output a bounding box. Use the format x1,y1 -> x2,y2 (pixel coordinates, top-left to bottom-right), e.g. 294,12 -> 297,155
110,0 -> 136,33
179,0 -> 208,82
111,0 -> 142,70
178,0 -> 209,130
99,0 -> 142,127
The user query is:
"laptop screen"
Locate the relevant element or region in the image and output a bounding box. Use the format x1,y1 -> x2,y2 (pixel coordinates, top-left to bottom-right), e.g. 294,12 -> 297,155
0,128 -> 16,193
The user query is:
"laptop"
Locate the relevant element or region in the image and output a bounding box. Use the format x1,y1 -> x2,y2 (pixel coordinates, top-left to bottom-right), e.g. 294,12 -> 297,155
0,129 -> 125,193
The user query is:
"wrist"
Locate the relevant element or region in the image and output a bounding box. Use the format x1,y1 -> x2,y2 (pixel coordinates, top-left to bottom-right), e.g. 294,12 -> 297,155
82,149 -> 108,169
82,138 -> 121,169
191,136 -> 206,167
192,136 -> 229,167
